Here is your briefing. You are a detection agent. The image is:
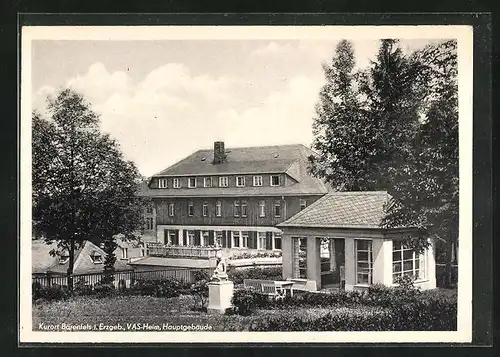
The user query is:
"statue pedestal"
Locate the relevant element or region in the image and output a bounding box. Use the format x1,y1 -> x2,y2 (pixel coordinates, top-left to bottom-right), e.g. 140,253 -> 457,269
207,280 -> 234,314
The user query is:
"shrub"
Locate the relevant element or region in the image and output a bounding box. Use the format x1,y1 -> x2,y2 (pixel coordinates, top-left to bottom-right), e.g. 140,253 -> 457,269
93,282 -> 116,298
33,284 -> 72,302
231,288 -> 269,315
73,278 -> 94,296
190,279 -> 209,311
227,267 -> 283,285
129,278 -> 184,298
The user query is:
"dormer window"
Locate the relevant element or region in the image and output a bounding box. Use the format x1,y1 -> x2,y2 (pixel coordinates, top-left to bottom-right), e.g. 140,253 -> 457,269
253,175 -> 263,186
236,176 -> 245,187
173,178 -> 180,188
188,177 -> 197,188
271,175 -> 280,186
158,179 -> 168,188
204,177 -> 212,187
121,247 -> 128,259
58,254 -> 69,264
90,251 -> 103,264
219,176 -> 229,187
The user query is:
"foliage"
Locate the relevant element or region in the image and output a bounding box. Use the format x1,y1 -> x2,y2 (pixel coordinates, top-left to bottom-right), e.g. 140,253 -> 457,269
231,288 -> 269,316
73,278 -> 94,296
93,282 -> 116,298
190,271 -> 210,311
101,237 -> 118,285
229,251 -> 282,260
32,88 -> 145,289
128,278 -> 185,298
227,267 -> 283,285
309,39 -> 458,276
32,283 -> 72,302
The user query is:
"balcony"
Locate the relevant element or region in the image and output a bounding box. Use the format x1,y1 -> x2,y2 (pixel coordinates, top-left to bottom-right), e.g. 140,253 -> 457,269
146,243 -> 220,259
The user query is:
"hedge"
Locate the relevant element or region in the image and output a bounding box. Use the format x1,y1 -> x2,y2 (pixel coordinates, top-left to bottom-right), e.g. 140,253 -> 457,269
227,266 -> 283,285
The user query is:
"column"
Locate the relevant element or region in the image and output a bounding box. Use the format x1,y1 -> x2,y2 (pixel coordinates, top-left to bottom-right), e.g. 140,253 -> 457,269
256,231 -> 261,250
178,229 -> 184,246
372,239 -> 392,286
329,239 -> 337,273
167,231 -> 172,245
426,238 -> 437,289
344,237 -> 356,290
200,231 -> 205,247
156,228 -> 165,245
281,233 -> 292,279
292,237 -> 301,278
239,230 -> 243,248
306,236 -> 321,291
271,232 -> 276,250
229,231 -> 233,248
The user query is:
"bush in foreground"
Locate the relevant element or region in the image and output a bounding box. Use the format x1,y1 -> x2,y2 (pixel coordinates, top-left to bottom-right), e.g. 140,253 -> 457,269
227,267 -> 283,285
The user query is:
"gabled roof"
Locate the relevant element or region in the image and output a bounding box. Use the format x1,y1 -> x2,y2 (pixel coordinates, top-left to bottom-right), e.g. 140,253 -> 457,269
278,191 -> 391,229
142,144 -> 330,197
33,240 -> 134,275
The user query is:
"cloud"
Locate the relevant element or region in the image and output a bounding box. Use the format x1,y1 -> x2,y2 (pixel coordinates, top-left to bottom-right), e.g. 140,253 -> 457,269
251,41 -> 297,57
34,60 -> 322,177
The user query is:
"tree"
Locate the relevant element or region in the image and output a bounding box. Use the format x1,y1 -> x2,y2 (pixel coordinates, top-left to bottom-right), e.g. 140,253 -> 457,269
33,88 -> 145,290
382,40 -> 458,285
309,39 -> 427,191
309,39 -> 459,285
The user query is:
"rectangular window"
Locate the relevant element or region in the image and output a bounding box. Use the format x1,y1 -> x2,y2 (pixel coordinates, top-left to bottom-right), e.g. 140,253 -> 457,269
158,179 -> 168,188
292,237 -> 307,278
236,176 -> 245,187
202,202 -> 208,217
169,231 -> 178,245
242,232 -> 249,248
274,233 -> 282,250
219,176 -> 229,187
188,231 -> 195,246
204,177 -> 212,187
201,231 -> 209,247
271,175 -> 280,186
188,202 -> 194,217
355,240 -> 373,285
253,175 -> 263,186
259,200 -> 266,217
216,200 -> 222,217
173,178 -> 180,188
121,248 -> 128,259
241,200 -> 248,217
392,241 -> 426,282
274,201 -> 281,217
233,200 -> 240,217
300,199 -> 307,211
258,232 -> 267,250
232,231 -> 240,248
188,177 -> 197,188
145,217 -> 154,230
169,203 -> 174,217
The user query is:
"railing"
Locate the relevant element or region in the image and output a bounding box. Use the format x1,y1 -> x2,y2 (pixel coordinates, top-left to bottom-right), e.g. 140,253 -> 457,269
147,243 -> 220,259
32,268 -> 197,288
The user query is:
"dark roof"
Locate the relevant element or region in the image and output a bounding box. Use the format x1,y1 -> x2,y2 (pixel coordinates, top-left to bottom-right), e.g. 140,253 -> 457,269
142,144 -> 330,197
278,191 -> 391,229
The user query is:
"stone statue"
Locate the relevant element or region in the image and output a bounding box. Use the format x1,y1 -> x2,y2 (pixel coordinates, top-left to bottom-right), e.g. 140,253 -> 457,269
211,248 -> 228,282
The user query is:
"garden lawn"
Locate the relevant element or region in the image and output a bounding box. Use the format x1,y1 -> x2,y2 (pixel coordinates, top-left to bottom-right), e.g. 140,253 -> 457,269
33,295 -> 388,332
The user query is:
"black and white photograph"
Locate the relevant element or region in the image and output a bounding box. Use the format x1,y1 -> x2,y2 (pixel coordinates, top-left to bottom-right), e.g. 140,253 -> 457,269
20,24 -> 473,343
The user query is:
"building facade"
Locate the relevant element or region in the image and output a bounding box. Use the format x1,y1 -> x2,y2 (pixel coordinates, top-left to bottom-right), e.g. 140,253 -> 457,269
140,142 -> 330,256
278,192 -> 437,291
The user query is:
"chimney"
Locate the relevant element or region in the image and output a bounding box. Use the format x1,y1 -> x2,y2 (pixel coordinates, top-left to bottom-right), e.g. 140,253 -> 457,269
213,141 -> 225,164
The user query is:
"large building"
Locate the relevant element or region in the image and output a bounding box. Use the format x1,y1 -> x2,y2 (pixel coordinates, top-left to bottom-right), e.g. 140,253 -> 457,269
139,141 -> 330,256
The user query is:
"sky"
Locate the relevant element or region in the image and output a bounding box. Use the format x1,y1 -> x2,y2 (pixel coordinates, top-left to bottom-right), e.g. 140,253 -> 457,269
31,39 -> 438,177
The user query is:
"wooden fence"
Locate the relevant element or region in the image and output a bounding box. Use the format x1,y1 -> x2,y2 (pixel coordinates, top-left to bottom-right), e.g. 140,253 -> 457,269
32,268 -> 197,288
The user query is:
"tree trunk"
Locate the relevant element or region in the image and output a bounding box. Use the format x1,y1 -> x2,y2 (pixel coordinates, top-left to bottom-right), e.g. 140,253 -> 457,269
67,239 -> 75,291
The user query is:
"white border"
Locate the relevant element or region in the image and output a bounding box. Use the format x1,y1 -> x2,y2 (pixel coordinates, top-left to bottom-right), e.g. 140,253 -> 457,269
20,25 -> 473,344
